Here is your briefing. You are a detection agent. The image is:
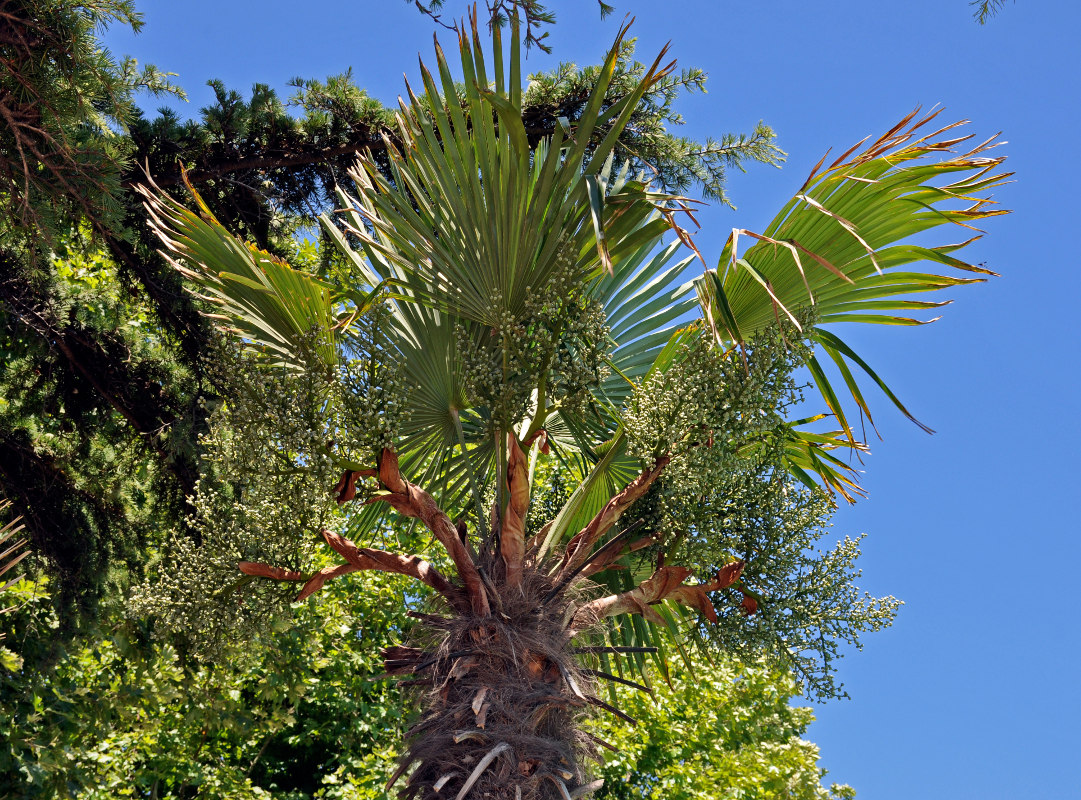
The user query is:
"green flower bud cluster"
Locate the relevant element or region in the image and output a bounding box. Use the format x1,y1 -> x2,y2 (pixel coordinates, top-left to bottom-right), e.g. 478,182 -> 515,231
455,243 -> 610,432
619,321 -> 898,699
623,324 -> 808,463
670,442 -> 898,700
546,295 -> 609,419
130,317 -> 408,656
335,306 -> 411,461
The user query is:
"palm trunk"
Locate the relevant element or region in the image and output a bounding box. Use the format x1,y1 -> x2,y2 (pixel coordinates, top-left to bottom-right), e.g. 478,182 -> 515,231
388,554 -> 597,800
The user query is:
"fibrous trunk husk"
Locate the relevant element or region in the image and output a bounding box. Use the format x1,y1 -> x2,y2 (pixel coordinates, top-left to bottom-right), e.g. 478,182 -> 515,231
389,555 -> 599,800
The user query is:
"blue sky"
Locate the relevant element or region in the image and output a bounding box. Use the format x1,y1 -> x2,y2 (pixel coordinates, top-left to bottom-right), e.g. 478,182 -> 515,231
106,2 -> 1080,797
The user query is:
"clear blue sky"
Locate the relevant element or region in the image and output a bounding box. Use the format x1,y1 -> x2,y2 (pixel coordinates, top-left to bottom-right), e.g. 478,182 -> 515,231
106,2 -> 1081,797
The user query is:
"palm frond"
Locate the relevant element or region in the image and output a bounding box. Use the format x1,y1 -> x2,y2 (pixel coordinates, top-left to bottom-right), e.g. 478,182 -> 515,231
596,235 -> 699,407
335,15 -> 680,328
140,175 -> 386,372
0,502 -> 29,598
695,109 -> 1009,460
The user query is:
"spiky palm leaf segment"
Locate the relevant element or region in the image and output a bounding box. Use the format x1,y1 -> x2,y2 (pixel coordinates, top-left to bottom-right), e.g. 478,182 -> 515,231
137,12 -> 1008,800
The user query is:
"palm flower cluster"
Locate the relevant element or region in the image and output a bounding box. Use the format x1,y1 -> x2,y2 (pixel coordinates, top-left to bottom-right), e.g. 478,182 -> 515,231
456,241 -> 610,433
131,326 -> 409,652
130,346 -> 342,650
135,12 -> 1007,800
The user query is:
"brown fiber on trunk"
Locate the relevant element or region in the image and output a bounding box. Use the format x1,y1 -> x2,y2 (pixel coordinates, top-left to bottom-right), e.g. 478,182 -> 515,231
389,554 -> 598,800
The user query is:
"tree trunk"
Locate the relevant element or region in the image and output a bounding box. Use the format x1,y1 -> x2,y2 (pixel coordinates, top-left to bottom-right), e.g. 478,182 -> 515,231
243,451 -> 737,800
388,554 -> 599,800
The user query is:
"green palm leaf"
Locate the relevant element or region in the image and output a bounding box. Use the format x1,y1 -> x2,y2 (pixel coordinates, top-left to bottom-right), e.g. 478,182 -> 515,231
595,223 -> 699,406
336,16 -> 678,329
695,108 -> 1010,457
140,175 -> 386,372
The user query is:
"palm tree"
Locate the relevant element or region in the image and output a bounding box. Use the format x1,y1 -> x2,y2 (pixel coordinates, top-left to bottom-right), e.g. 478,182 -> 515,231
139,15 -> 1008,800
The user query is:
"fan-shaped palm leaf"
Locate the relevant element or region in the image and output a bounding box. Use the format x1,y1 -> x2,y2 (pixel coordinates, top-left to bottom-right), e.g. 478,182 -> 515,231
337,17 -> 680,329
694,108 -> 1009,493
139,174 -> 389,372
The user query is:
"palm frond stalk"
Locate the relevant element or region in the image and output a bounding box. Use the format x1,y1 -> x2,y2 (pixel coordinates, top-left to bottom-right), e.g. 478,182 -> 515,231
140,13 -> 1007,800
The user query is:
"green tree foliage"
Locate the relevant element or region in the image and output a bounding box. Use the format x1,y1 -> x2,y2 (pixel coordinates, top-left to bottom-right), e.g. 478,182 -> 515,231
590,655 -> 855,800
0,0 -> 180,235
971,0 -> 1012,23
0,571 -> 407,799
521,47 -> 782,206
0,232 -> 211,614
1,570 -> 853,799
1,0 -> 215,615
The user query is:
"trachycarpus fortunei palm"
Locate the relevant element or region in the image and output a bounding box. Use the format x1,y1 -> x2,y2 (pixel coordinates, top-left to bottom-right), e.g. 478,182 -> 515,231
139,13 -> 1008,800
